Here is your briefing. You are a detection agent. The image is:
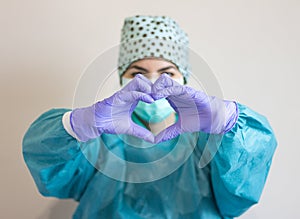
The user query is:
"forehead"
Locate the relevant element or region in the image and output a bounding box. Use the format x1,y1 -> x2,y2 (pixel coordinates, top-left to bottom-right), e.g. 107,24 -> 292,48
128,58 -> 177,69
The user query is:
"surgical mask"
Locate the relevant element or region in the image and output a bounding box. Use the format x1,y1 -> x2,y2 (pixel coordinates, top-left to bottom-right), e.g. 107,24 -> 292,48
134,98 -> 174,123
121,76 -> 184,123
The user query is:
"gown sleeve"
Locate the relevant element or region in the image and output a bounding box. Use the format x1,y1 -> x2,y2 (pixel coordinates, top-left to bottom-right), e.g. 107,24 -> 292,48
22,109 -> 97,201
210,103 -> 277,218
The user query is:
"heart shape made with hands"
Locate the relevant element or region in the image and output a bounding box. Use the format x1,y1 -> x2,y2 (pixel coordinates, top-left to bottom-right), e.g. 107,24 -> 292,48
72,74 -> 232,144
115,74 -> 204,144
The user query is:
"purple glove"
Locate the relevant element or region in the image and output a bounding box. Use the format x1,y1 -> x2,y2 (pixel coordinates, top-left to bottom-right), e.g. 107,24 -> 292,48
152,74 -> 239,143
70,74 -> 155,142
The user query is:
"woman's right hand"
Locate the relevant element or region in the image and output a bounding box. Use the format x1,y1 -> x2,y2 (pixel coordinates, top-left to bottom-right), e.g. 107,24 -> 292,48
70,74 -> 155,142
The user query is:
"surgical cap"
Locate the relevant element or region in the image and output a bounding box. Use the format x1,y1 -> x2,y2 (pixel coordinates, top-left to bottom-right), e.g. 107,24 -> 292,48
118,15 -> 190,79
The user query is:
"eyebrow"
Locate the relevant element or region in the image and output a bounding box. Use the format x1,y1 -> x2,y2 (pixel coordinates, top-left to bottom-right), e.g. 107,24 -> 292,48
128,65 -> 177,73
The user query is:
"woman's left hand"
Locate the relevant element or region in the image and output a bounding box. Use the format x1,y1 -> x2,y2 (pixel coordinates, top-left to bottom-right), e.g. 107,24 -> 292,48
152,74 -> 238,143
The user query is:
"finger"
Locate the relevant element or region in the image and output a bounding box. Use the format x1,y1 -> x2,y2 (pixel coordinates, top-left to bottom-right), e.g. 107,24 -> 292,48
154,124 -> 181,143
106,120 -> 154,143
127,123 -> 155,143
120,91 -> 154,104
152,86 -> 187,100
135,74 -> 153,85
152,74 -> 185,100
152,73 -> 176,90
122,74 -> 152,93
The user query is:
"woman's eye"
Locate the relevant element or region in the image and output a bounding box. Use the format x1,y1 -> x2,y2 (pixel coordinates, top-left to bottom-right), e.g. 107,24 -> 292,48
131,72 -> 143,77
162,72 -> 174,76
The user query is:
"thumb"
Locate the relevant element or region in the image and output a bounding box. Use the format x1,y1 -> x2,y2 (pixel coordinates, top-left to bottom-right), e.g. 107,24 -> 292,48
154,124 -> 181,143
127,123 -> 155,143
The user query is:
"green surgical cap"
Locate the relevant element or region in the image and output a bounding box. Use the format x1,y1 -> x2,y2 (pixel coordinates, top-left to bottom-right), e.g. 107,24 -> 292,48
118,15 -> 190,79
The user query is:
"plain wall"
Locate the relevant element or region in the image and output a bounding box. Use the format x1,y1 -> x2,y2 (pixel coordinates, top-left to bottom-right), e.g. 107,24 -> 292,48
1,0 -> 299,218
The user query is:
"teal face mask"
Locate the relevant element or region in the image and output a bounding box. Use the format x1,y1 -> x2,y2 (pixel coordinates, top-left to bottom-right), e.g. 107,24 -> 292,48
134,98 -> 175,123
121,76 -> 182,123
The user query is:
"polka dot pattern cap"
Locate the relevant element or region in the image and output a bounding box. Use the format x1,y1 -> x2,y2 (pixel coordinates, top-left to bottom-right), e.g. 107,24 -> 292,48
118,15 -> 190,79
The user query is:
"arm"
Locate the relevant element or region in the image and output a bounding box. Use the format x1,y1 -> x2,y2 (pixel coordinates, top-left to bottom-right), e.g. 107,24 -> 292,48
22,109 -> 98,200
210,103 -> 277,217
22,75 -> 155,199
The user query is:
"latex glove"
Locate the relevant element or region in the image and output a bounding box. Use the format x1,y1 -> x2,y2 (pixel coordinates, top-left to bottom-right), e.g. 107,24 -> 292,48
70,74 -> 155,142
152,74 -> 238,143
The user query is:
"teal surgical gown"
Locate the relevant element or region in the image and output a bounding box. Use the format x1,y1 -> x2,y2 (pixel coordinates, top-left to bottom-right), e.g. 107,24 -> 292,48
22,103 -> 277,219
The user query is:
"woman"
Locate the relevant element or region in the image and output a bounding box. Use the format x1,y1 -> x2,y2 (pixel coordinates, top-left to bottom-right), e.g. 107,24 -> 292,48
23,15 -> 277,218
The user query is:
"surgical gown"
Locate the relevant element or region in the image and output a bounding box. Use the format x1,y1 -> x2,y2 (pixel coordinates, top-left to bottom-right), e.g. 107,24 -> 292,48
22,103 -> 277,219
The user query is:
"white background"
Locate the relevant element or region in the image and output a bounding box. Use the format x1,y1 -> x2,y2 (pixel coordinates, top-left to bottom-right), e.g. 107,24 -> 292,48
1,0 -> 299,218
